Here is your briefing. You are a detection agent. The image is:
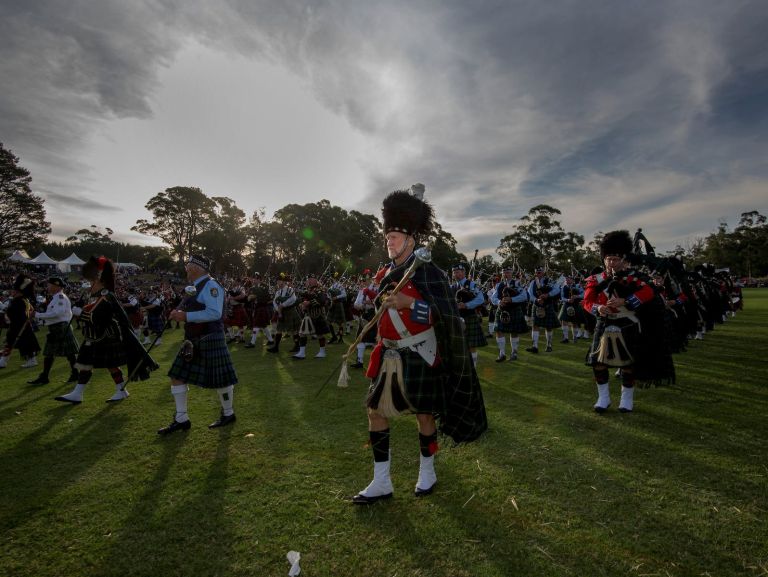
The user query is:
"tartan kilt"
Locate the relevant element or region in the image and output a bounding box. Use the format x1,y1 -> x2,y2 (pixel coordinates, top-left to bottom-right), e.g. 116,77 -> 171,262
251,303 -> 272,328
168,331 -> 238,389
43,322 -> 80,357
328,301 -> 346,324
585,317 -> 640,367
558,301 -> 584,324
147,314 -> 165,333
307,313 -> 330,336
367,348 -> 447,415
129,310 -> 143,329
357,309 -> 377,344
77,336 -> 127,369
495,305 -> 528,334
225,305 -> 248,327
276,306 -> 302,333
532,302 -> 560,329
462,312 -> 487,348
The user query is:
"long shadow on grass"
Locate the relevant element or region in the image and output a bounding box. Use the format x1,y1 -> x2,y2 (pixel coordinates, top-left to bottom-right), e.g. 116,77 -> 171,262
0,404 -> 128,533
99,433 -> 234,577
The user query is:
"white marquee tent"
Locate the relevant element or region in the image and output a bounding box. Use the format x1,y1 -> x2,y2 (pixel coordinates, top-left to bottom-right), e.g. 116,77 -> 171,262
26,251 -> 59,266
57,252 -> 86,273
6,249 -> 30,262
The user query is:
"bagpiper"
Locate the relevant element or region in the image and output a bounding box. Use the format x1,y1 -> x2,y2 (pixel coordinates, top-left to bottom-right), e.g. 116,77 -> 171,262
451,263 -> 487,366
490,266 -> 529,362
0,274 -> 41,369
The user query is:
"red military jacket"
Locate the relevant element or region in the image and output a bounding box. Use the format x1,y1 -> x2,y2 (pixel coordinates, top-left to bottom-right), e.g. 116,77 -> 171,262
582,270 -> 655,316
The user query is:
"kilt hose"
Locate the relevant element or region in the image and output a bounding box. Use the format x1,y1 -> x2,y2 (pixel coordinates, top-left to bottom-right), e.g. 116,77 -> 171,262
531,302 -> 560,329
43,322 -> 80,357
366,347 -> 447,415
276,306 -> 302,334
462,312 -> 487,347
76,336 -> 127,369
168,331 -> 238,389
495,304 -> 528,334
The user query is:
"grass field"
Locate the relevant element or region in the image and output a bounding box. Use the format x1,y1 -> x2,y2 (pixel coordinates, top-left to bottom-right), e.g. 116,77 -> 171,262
1,290 -> 766,577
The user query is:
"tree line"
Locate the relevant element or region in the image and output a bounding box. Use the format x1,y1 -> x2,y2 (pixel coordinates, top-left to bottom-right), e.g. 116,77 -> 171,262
2,142 -> 766,278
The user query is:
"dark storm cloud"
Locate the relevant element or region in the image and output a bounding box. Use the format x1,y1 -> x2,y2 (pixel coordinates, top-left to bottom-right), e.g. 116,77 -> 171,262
2,0 -> 766,250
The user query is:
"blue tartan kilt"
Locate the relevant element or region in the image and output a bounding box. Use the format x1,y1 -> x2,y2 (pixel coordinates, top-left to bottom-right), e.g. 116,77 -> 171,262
495,305 -> 528,334
276,306 -> 302,333
558,301 -> 584,324
462,313 -> 487,348
328,301 -> 346,324
367,348 -> 447,415
532,302 -> 560,329
43,322 -> 80,357
168,331 -> 238,389
77,336 -> 127,369
147,314 -> 165,333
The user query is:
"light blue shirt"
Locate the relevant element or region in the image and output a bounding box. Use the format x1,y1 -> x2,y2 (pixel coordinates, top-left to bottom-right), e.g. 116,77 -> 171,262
186,274 -> 225,323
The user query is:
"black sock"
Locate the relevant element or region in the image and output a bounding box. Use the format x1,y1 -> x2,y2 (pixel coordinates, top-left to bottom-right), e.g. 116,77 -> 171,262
41,356 -> 54,378
419,432 -> 438,457
370,429 -> 390,462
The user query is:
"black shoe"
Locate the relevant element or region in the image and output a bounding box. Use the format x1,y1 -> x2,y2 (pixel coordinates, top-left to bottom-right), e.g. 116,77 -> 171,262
28,375 -> 49,385
158,418 -> 192,435
209,413 -> 236,429
494,354 -> 506,363
351,361 -> 364,369
545,345 -> 553,352
619,407 -> 633,414
414,482 -> 436,497
266,346 -> 279,353
351,492 -> 393,505
561,338 -> 570,344
508,352 -> 518,361
292,355 -> 305,361
244,343 -> 255,349
526,346 -> 539,354
593,404 -> 610,414
54,395 -> 81,405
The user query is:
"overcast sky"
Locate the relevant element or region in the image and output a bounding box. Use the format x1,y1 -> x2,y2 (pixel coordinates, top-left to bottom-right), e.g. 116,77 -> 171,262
1,0 -> 766,257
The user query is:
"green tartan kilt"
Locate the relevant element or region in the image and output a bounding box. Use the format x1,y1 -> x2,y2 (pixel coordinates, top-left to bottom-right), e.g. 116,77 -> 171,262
168,332 -> 238,389
367,348 -> 447,415
43,322 -> 80,357
328,301 -> 346,324
531,302 -> 560,329
495,305 -> 528,334
462,313 -> 487,348
276,306 -> 302,333
558,301 -> 584,324
77,336 -> 127,369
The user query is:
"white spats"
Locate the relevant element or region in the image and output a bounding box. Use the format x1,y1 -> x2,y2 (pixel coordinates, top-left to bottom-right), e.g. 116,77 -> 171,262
315,348 -> 326,358
416,454 -> 437,493
356,343 -> 366,363
217,385 -> 235,417
21,356 -> 38,368
496,336 -> 506,356
106,382 -> 129,402
171,383 -> 190,423
531,330 -> 540,348
59,383 -> 86,403
0,355 -> 8,368
594,382 -> 611,412
293,347 -> 306,359
619,385 -> 635,413
358,459 -> 393,498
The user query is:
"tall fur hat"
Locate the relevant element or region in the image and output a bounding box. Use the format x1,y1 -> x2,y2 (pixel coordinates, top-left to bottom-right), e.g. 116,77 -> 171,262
600,230 -> 633,259
13,274 -> 35,299
381,185 -> 435,239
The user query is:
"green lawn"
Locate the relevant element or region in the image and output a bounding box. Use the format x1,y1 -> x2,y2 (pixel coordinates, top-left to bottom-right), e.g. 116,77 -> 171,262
1,290 -> 766,577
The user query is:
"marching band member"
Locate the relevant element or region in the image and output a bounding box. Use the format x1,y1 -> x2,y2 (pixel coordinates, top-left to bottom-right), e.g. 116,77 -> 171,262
490,267 -> 528,362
